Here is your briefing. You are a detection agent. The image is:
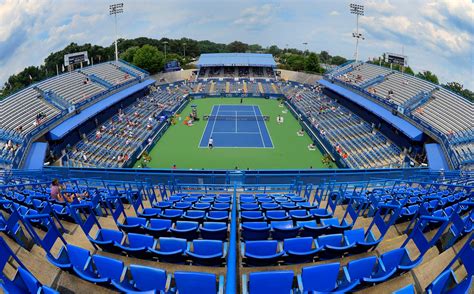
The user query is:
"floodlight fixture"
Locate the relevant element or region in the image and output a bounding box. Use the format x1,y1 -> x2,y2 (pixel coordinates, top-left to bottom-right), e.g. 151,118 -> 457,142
349,3 -> 364,61
109,3 -> 124,61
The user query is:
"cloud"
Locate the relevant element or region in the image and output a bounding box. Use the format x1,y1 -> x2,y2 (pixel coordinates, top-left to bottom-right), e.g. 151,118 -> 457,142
0,0 -> 472,90
233,4 -> 278,31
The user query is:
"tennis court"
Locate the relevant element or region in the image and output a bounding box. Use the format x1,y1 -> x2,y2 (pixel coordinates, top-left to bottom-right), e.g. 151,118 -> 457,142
199,105 -> 273,148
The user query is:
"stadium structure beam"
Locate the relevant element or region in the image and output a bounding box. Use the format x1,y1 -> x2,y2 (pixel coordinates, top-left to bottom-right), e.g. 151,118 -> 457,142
350,3 -> 364,62
109,3 -> 124,62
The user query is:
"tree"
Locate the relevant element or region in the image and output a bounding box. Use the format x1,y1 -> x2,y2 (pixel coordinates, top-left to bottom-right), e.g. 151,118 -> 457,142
132,45 -> 164,74
319,51 -> 330,64
248,44 -> 263,52
227,41 -> 249,53
266,45 -> 281,56
416,71 -> 439,84
286,54 -> 306,71
330,55 -> 347,65
304,53 -> 321,73
120,46 -> 139,63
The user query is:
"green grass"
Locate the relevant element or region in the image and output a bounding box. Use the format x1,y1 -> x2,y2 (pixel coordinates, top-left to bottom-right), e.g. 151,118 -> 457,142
135,98 -> 333,169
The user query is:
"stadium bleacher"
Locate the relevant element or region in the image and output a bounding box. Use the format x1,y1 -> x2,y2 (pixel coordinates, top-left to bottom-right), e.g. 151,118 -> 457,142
0,168 -> 472,293
326,61 -> 474,170
282,83 -> 404,168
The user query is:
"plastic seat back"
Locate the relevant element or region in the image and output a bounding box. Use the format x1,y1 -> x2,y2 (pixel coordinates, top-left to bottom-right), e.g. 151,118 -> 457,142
249,271 -> 294,294
175,271 -> 218,294
130,265 -> 167,291
283,237 -> 314,252
246,240 -> 278,255
301,262 -> 340,292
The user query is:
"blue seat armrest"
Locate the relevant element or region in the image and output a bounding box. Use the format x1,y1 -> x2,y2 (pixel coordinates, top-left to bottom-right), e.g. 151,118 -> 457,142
362,267 -> 397,284
245,252 -> 284,259
186,251 -> 223,260
286,247 -> 322,256
148,248 -> 184,256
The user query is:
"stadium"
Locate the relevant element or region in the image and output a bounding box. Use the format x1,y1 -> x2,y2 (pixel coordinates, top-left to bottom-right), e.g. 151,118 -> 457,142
0,1 -> 473,294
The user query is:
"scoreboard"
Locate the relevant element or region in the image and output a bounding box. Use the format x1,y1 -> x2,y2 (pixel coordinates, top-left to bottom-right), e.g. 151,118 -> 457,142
385,53 -> 407,66
64,51 -> 89,67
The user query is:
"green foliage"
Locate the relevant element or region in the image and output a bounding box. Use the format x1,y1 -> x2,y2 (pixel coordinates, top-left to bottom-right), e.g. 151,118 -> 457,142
120,46 -> 139,63
304,53 -> 321,73
132,45 -> 165,74
1,38 -> 472,102
416,71 -> 439,85
443,82 -> 474,102
227,41 -> 249,53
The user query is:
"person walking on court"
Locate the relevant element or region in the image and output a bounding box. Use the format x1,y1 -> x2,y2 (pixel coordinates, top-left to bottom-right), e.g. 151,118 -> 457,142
240,97 -> 243,104
208,137 -> 214,149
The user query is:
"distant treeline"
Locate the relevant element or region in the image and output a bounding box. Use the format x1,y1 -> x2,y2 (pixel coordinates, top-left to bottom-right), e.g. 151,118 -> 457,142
1,37 -> 471,102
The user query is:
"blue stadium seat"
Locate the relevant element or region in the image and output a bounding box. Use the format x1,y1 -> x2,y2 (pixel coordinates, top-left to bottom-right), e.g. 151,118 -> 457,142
241,222 -> 271,240
183,210 -> 207,222
200,222 -> 227,240
281,202 -> 299,211
153,200 -> 173,209
426,234 -> 473,294
174,271 -> 224,294
212,202 -> 231,211
174,201 -> 193,210
112,264 -> 170,293
242,271 -> 294,294
207,210 -> 229,222
243,240 -> 283,266
380,248 -> 422,274
135,207 -> 160,219
160,209 -> 184,220
170,221 -> 199,240
90,255 -> 125,283
289,209 -> 312,221
309,207 -> 333,219
271,220 -> 300,240
261,203 -> 280,211
0,237 -> 59,294
283,237 -> 320,263
297,220 -> 329,238
144,218 -> 172,238
341,256 -> 395,288
149,237 -> 188,263
193,202 -> 211,210
344,227 -> 381,254
115,233 -> 155,258
317,233 -> 352,259
240,203 -> 260,211
117,216 -> 147,234
298,262 -> 358,293
67,244 -> 110,284
320,217 -> 353,234
89,228 -> 124,252
241,211 -> 265,222
186,240 -> 227,266
266,210 -> 289,221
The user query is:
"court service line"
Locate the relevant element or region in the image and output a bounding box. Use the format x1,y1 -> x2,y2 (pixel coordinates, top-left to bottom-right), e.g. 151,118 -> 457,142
252,105 -> 266,148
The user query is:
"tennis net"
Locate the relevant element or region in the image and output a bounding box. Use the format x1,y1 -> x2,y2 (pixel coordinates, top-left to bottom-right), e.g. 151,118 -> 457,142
203,115 -> 270,121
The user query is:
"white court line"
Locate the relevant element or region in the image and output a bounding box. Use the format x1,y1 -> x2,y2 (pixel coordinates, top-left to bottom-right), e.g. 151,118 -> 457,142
252,105 -> 266,148
235,111 -> 238,133
212,131 -> 261,134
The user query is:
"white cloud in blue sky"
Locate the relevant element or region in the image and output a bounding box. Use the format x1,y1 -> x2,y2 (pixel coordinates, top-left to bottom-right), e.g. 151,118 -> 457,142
0,0 -> 472,89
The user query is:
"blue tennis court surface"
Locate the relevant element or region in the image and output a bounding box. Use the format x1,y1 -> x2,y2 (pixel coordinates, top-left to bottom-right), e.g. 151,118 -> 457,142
199,105 -> 273,148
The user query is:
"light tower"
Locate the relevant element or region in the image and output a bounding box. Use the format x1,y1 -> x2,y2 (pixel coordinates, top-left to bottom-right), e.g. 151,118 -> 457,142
350,3 -> 365,61
109,3 -> 124,62
163,41 -> 169,60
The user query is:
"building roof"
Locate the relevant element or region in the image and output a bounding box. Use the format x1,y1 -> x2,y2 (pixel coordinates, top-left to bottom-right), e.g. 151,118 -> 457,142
196,53 -> 276,68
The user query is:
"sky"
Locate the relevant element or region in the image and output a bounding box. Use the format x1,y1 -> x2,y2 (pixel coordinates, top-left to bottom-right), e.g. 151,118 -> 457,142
0,0 -> 473,89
